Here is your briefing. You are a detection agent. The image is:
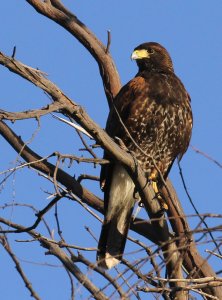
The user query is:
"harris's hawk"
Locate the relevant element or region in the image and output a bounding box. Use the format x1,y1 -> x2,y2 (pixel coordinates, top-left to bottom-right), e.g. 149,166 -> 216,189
97,42 -> 193,269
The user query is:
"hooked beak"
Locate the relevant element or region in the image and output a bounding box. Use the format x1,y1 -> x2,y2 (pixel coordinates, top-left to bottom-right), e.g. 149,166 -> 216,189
131,49 -> 150,60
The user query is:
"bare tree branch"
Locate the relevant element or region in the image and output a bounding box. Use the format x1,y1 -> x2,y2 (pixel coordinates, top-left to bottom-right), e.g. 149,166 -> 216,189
26,0 -> 121,106
0,217 -> 108,300
191,145 -> 222,169
0,120 -> 103,212
161,180 -> 222,298
0,234 -> 41,300
0,102 -> 64,121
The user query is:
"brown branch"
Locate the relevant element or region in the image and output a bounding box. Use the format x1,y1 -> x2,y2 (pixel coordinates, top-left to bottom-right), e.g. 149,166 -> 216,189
17,193 -> 64,233
206,249 -> 222,259
153,276 -> 222,285
64,269 -> 74,300
137,285 -> 220,299
76,252 -> 126,299
54,152 -> 109,165
177,160 -> 222,256
44,243 -> 108,300
0,234 -> 41,300
121,258 -> 173,300
53,154 -> 61,196
161,180 -> 222,299
26,0 -> 121,106
0,217 -> 108,300
0,120 -> 103,213
52,202 -> 72,296
0,103 -> 64,121
1,202 -> 53,237
76,130 -> 97,158
77,174 -> 100,183
122,258 -> 158,286
15,236 -> 97,252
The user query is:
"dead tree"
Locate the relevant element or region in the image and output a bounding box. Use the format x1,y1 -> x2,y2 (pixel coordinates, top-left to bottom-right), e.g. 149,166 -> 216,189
0,1 -> 221,299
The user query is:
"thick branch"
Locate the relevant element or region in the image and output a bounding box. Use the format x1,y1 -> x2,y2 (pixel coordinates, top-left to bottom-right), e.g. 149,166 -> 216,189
26,0 -> 121,105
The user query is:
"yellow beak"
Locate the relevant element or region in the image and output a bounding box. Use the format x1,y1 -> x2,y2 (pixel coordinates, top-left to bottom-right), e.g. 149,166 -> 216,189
131,49 -> 150,60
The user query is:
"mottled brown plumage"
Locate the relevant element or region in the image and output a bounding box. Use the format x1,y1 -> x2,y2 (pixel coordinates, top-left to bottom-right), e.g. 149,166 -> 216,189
97,42 -> 193,269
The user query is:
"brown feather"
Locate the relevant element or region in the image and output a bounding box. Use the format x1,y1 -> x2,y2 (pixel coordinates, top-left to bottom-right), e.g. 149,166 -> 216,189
97,42 -> 193,268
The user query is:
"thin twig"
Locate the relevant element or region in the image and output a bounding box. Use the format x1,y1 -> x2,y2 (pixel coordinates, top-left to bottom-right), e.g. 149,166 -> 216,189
77,174 -> 100,183
137,285 -> 219,299
105,30 -> 111,53
191,145 -> 222,169
54,152 -> 109,165
0,234 -> 41,300
0,153 -> 54,176
77,252 -> 126,298
65,269 -> 75,300
12,46 -> 16,58
0,202 -> 52,237
76,130 -> 97,159
0,194 -> 64,233
178,161 -> 222,256
206,249 -> 222,259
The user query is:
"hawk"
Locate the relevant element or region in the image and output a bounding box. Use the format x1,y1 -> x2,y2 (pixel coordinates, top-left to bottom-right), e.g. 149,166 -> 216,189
97,42 -> 193,269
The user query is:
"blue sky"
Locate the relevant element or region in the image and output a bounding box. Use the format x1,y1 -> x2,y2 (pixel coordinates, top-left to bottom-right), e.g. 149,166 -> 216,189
0,1 -> 222,299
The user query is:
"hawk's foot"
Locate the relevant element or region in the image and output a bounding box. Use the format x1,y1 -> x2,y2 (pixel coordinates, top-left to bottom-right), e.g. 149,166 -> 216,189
149,174 -> 168,211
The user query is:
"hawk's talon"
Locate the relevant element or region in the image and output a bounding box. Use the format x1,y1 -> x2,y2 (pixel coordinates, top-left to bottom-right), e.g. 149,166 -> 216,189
158,198 -> 168,211
149,175 -> 168,210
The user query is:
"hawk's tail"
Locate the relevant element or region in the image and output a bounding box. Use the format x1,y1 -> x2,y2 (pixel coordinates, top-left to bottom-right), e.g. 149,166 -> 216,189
97,164 -> 136,269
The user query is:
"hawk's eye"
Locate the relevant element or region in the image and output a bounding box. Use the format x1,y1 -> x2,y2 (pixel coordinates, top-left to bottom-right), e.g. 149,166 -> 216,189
149,48 -> 155,54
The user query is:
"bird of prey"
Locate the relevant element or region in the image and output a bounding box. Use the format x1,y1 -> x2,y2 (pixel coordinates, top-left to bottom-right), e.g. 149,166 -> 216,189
97,42 -> 193,269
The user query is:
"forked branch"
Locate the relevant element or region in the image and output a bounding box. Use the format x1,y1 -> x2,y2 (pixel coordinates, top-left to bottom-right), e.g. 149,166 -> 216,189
26,0 -> 121,106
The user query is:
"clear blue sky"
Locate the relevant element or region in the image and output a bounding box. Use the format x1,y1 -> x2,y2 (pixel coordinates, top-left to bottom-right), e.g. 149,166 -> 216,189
0,1 -> 222,299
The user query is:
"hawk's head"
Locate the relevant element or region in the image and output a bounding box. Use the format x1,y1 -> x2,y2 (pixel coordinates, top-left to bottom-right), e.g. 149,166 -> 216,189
131,42 -> 174,72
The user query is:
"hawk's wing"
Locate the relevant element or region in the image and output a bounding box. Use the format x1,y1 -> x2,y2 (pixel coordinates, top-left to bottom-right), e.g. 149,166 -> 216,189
100,76 -> 151,192
97,76 -> 153,268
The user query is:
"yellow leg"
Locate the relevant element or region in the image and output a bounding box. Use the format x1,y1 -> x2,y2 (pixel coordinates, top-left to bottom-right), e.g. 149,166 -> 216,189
149,173 -> 168,210
152,181 -> 159,194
